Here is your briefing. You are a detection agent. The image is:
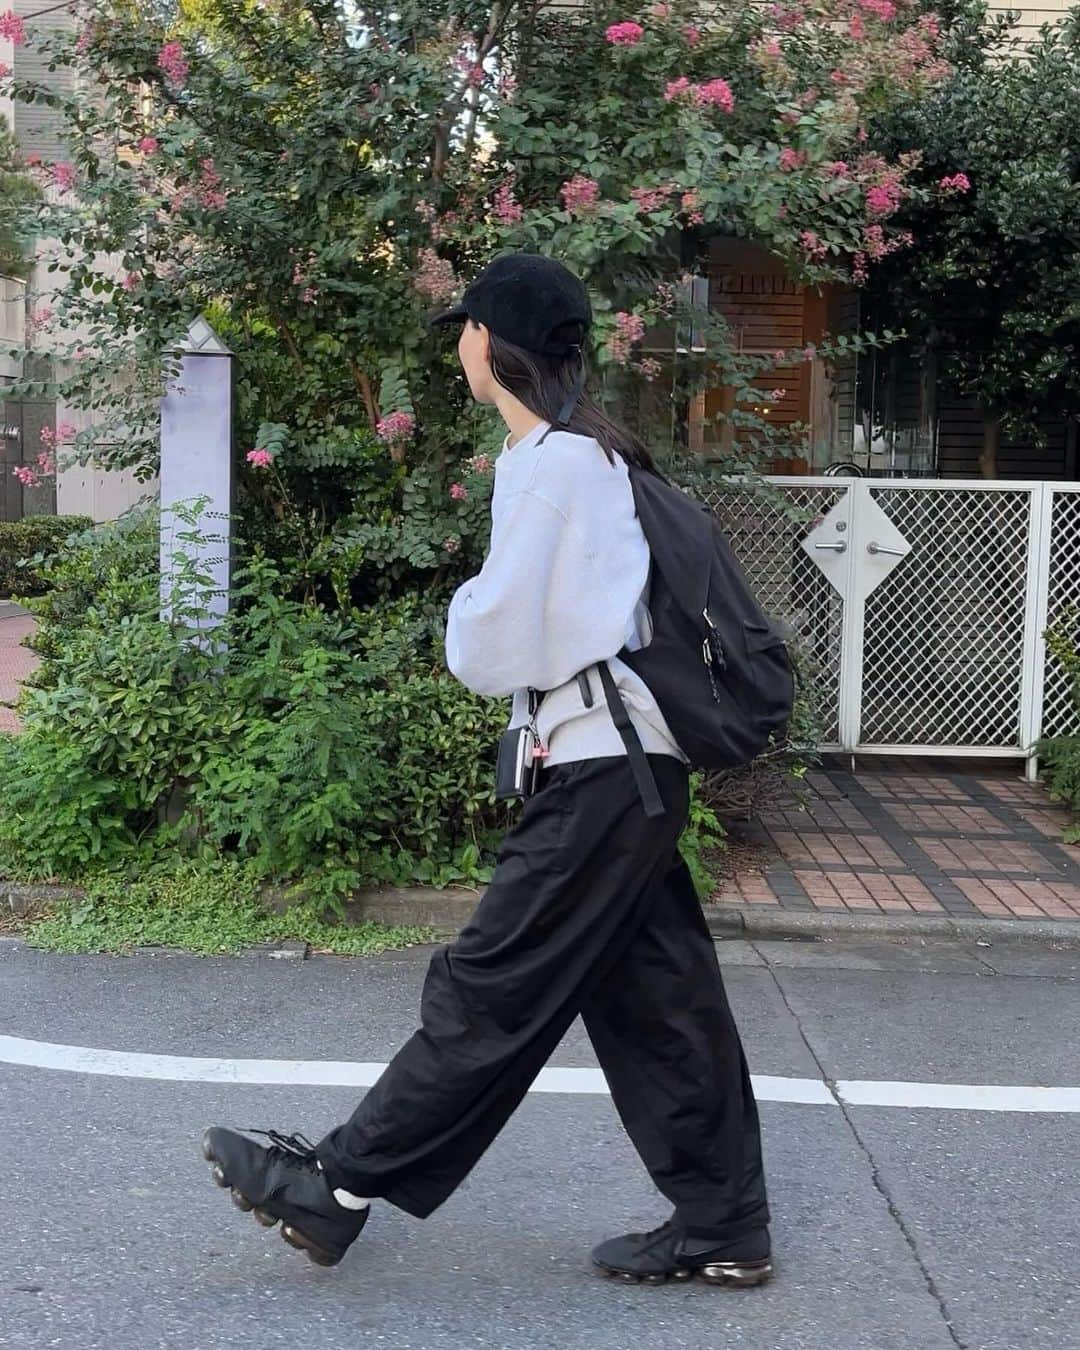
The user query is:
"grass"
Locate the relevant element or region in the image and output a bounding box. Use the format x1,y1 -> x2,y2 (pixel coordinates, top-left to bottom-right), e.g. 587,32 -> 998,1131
16,859 -> 436,956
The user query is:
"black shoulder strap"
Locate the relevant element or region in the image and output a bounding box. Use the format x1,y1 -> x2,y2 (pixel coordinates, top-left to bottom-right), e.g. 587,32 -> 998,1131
597,661 -> 666,819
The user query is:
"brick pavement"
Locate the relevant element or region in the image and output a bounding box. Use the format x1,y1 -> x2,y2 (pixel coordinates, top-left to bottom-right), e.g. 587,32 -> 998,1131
714,757 -> 1080,923
3,602 -> 1078,923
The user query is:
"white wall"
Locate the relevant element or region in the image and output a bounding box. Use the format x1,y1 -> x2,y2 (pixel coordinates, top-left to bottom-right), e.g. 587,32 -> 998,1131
4,10 -> 157,523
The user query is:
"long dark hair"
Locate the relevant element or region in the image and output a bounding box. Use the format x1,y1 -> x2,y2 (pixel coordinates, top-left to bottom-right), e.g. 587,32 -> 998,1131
483,325 -> 661,475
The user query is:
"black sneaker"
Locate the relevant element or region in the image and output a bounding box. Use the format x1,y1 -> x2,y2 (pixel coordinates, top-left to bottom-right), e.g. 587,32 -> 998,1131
201,1127 -> 369,1267
592,1218 -> 773,1287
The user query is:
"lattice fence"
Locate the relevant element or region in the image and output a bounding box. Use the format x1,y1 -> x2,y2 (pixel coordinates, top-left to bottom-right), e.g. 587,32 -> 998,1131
701,482 -> 847,743
1042,487 -> 1080,741
861,487 -> 1031,747
701,477 -> 1080,761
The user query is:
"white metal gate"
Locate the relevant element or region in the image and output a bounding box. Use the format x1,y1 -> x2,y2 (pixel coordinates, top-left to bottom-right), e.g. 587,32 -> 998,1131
703,477 -> 1080,774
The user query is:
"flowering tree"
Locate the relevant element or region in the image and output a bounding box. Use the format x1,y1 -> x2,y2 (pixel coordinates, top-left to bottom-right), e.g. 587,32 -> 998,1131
0,0 -> 954,588
863,3 -> 1080,474
0,113 -> 38,279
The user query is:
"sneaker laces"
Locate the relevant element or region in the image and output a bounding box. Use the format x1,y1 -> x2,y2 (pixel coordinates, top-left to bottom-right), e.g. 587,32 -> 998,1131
249,1129 -> 320,1168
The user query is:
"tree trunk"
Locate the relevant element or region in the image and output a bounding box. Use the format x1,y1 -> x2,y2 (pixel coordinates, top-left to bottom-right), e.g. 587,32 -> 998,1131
979,413 -> 1001,479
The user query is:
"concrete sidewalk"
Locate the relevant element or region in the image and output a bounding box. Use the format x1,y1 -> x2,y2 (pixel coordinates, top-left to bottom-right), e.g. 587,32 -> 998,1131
0,602 -> 36,734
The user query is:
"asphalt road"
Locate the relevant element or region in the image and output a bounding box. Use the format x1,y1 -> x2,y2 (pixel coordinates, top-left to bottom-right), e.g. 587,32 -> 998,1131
1,933 -> 1078,1350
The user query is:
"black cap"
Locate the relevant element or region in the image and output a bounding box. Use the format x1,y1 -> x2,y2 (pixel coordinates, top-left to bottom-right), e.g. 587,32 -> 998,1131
432,253 -> 592,358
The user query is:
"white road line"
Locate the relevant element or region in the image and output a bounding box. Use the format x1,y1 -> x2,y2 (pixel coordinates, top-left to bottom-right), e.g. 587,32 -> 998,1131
0,1035 -> 1077,1112
836,1080 -> 1080,1114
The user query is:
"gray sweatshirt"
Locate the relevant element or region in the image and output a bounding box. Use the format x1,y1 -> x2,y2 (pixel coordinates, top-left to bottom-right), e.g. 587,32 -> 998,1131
444,420 -> 688,768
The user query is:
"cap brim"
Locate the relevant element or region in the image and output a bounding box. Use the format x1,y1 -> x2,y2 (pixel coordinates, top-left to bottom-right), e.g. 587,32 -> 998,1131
430,304 -> 469,327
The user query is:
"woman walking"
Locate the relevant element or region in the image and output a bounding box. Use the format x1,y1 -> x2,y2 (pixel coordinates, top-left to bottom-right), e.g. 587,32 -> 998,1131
202,253 -> 772,1288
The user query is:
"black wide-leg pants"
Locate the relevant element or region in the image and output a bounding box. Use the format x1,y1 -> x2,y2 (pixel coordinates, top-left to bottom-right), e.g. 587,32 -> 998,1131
316,754 -> 770,1241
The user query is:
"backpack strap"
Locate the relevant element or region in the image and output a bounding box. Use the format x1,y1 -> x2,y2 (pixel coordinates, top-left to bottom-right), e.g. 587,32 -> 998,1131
596,661 -> 666,819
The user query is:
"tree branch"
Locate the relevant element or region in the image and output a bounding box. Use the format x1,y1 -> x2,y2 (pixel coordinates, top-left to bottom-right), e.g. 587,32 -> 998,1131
347,356 -> 381,431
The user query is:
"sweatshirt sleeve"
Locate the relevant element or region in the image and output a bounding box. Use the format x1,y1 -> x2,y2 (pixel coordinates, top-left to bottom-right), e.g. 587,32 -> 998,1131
444,488 -> 595,697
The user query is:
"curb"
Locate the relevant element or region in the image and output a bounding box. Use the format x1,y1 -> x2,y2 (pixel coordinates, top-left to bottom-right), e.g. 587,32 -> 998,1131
5,879 -> 1080,949
702,907 -> 1080,947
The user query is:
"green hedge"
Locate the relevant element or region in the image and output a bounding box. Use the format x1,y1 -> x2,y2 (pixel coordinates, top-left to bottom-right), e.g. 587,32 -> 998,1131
0,516 -> 95,597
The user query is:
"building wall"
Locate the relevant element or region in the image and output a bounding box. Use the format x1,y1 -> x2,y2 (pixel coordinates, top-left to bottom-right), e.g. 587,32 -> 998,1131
989,0 -> 1074,41
1,3 -> 156,524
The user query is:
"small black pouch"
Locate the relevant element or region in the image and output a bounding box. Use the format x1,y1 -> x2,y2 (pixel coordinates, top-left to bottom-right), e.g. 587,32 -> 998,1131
494,689 -> 544,802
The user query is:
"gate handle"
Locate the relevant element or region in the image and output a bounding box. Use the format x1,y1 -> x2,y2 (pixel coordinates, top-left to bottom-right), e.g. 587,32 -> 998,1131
814,540 -> 847,552
867,541 -> 906,557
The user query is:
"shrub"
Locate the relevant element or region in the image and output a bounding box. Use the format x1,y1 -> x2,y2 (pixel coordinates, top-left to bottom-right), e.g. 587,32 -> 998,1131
1037,605 -> 1080,843
0,533 -> 512,903
0,515 -> 93,597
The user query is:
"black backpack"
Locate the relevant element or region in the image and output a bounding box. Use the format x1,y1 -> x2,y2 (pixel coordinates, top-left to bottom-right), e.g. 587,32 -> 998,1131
593,463 -> 795,819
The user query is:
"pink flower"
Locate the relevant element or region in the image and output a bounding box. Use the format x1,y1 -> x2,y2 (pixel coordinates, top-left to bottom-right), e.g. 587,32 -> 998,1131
56,422 -> 77,443
865,183 -> 901,217
939,172 -> 971,195
414,247 -> 458,303
450,482 -> 468,501
246,448 -> 273,468
606,21 -> 645,46
138,136 -> 160,155
607,311 -> 647,364
631,185 -> 669,213
498,74 -> 518,100
849,13 -> 865,38
859,0 -> 897,18
492,182 -> 523,224
779,148 -> 805,172
769,388 -> 786,401
664,76 -> 692,102
638,357 -> 662,382
768,4 -> 804,31
51,162 -> 76,191
158,40 -> 189,87
0,10 -> 26,44
454,55 -> 485,87
12,465 -> 39,489
825,160 -> 850,177
24,152 -> 41,167
39,426 -> 55,447
681,189 -> 704,225
800,231 -> 826,261
652,3 -> 671,17
560,174 -> 601,214
683,24 -> 701,45
0,61 -> 11,77
377,411 -> 416,445
75,25 -> 93,54
468,454 -> 494,474
697,79 -> 734,113
36,450 -> 57,474
863,224 -> 888,260
852,252 -> 869,285
802,346 -> 816,361
443,535 -> 461,554
122,271 -> 141,291
774,350 -> 787,361
33,305 -> 53,327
